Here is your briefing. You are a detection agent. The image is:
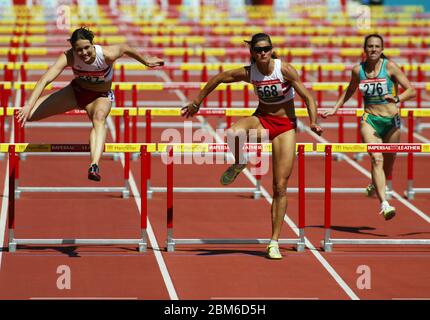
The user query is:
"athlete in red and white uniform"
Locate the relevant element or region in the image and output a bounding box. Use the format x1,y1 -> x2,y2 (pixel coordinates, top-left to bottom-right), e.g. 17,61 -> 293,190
17,27 -> 164,181
182,33 -> 322,260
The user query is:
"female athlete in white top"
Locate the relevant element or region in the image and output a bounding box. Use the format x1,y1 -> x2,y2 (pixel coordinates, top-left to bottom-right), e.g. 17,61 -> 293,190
182,33 -> 322,259
16,27 -> 164,181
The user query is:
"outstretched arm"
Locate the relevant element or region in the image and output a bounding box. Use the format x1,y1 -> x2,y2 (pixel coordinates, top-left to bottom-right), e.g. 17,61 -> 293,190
181,67 -> 249,118
282,62 -> 323,136
322,65 -> 360,118
16,52 -> 69,126
103,44 -> 164,67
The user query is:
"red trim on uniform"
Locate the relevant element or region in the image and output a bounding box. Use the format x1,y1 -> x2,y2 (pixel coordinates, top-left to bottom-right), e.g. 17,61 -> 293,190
72,65 -> 112,77
252,79 -> 281,85
70,79 -> 113,109
253,110 -> 297,140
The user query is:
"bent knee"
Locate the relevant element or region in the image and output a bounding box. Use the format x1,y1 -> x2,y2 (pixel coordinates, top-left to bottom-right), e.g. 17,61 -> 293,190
92,110 -> 108,123
273,182 -> 288,197
370,154 -> 384,166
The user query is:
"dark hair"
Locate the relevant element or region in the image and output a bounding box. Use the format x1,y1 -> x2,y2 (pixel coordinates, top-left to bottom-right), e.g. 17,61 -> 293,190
244,33 -> 277,63
68,27 -> 95,46
363,34 -> 388,60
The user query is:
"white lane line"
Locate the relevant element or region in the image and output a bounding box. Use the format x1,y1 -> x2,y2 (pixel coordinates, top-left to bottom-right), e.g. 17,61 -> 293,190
158,71 -> 359,300
106,117 -> 179,300
411,130 -> 430,143
302,125 -> 430,224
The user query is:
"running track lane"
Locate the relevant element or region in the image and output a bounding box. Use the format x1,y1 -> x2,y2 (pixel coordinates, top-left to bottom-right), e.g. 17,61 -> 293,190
0,117 -> 171,299
0,70 -> 429,299
131,71 -> 430,299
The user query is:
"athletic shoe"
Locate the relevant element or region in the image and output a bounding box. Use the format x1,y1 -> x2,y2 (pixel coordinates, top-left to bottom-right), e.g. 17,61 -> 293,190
380,205 -> 396,221
220,163 -> 246,185
88,164 -> 101,181
366,183 -> 376,197
266,244 -> 282,260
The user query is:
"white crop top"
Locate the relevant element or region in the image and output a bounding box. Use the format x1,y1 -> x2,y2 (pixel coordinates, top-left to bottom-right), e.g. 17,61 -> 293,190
250,59 -> 295,104
72,45 -> 114,84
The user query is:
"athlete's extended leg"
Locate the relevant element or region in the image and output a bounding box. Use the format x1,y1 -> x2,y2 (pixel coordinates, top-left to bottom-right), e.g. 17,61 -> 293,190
220,116 -> 267,185
361,121 -> 396,220
382,127 -> 401,185
27,85 -> 78,121
266,129 -> 296,259
85,97 -> 112,181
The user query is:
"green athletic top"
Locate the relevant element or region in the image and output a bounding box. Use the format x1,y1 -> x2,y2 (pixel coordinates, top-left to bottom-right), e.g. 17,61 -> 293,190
358,59 -> 394,106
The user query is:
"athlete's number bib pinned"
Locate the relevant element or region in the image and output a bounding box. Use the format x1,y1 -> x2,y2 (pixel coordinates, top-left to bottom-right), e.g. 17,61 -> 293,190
359,78 -> 388,97
255,82 -> 283,102
79,75 -> 104,84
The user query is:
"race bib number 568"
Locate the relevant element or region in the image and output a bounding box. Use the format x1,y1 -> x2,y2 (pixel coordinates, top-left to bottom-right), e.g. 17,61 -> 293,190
257,84 -> 280,98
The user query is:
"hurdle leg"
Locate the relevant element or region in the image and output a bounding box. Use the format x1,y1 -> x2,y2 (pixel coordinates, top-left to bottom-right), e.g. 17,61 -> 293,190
253,147 -> 262,200
405,180 -> 415,200
253,180 -> 261,200
11,114 -> 21,199
139,145 -> 149,252
122,111 -> 131,199
386,176 -> 393,200
145,110 -> 153,200
166,148 -> 175,252
297,145 -> 306,252
8,146 -> 17,252
323,145 -> 333,252
405,111 -> 415,199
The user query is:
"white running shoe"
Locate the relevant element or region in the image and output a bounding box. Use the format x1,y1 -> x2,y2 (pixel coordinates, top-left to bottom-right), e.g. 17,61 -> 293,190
380,205 -> 396,221
266,244 -> 282,260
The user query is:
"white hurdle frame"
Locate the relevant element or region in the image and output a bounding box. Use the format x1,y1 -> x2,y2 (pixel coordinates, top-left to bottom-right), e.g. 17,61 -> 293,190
402,109 -> 430,199
10,106 -> 132,198
320,143 -> 430,252
162,143 -> 311,253
6,143 -> 154,252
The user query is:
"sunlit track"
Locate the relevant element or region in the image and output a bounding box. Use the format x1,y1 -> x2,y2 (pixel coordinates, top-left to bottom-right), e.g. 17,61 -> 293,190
157,68 -> 360,300
304,127 -> 430,223
105,116 -> 179,300
1,1 -> 430,301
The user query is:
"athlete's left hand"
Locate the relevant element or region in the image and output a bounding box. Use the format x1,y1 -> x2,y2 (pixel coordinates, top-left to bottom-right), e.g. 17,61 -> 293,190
310,123 -> 323,136
181,102 -> 200,118
145,57 -> 164,67
384,94 -> 397,103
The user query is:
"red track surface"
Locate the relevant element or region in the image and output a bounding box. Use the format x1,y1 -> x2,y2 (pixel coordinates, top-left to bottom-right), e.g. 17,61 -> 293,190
0,66 -> 429,301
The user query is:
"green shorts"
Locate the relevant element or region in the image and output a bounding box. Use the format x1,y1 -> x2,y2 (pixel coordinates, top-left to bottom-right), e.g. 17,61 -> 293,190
361,113 -> 401,138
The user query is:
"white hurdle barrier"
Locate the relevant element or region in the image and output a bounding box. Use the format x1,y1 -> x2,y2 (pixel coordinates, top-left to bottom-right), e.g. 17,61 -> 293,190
160,143 -> 312,252
6,143 -> 155,252
319,143 -> 430,252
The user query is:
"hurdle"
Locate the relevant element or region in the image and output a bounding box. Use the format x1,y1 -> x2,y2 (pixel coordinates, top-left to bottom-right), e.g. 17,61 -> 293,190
4,105 -> 139,198
160,143 -> 311,252
141,107 -> 325,199
6,143 -> 154,252
117,107 -> 376,198
401,109 -> 430,199
319,143 -> 430,252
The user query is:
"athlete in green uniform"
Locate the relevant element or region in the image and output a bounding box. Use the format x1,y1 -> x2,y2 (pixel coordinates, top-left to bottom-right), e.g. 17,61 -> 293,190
323,34 -> 416,220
